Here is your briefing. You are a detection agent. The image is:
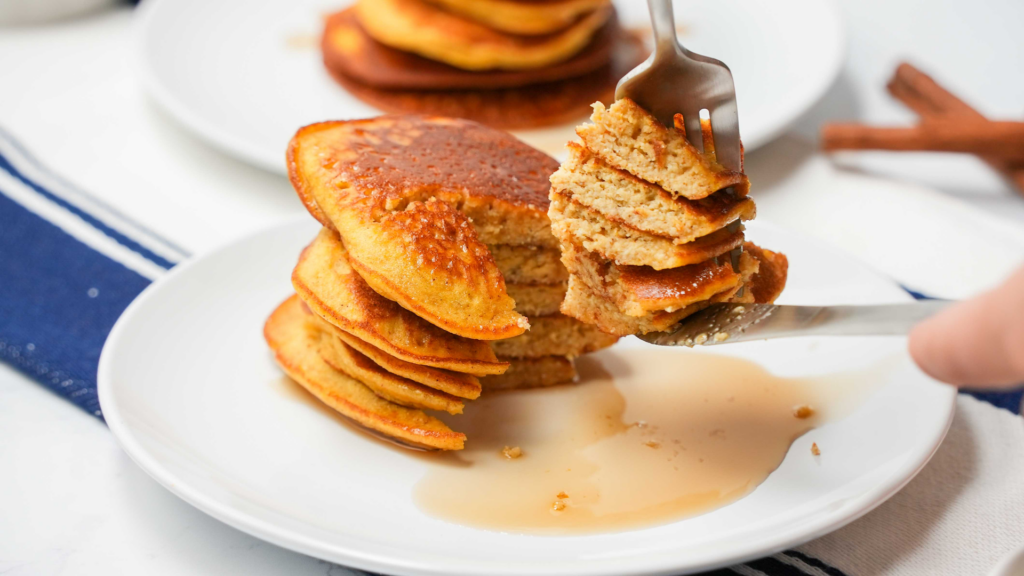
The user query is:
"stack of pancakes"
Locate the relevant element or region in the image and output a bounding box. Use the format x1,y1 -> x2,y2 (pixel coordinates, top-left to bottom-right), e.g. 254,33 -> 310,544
265,115 -> 617,450
548,98 -> 789,336
320,0 -> 646,129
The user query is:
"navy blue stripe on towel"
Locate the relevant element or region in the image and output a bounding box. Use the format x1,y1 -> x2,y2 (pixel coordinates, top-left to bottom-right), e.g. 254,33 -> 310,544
0,190 -> 151,417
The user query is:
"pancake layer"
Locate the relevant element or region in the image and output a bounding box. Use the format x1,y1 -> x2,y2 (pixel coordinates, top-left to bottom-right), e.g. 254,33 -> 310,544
323,9 -> 617,90
292,228 -> 506,375
355,0 -> 611,71
490,313 -> 619,358
290,116 -> 565,339
265,296 -> 465,450
576,99 -> 750,199
480,356 -> 578,390
422,0 -> 609,35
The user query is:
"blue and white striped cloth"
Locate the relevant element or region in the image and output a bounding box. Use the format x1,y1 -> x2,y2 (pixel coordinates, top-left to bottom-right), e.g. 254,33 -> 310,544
0,126 -> 1017,576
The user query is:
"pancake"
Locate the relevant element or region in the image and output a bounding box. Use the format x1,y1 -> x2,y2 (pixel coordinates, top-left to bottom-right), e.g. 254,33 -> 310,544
292,228 -> 507,376
576,99 -> 750,199
323,318 -> 483,400
559,243 -> 766,335
354,0 -> 612,71
743,244 -> 789,304
423,0 -> 609,35
322,8 -> 618,90
490,313 -> 619,358
549,190 -> 746,269
506,282 -> 567,316
324,31 -> 647,131
480,356 -> 578,390
487,244 -> 568,284
318,333 -> 465,414
550,142 -> 756,241
289,118 -> 557,340
264,296 -> 465,451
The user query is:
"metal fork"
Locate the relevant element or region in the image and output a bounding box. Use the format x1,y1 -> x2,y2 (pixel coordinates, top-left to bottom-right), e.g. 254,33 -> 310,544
616,0 -> 741,171
638,301 -> 952,347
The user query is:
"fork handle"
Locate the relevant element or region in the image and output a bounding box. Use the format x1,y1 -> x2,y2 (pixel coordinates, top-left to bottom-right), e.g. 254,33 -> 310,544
647,0 -> 679,53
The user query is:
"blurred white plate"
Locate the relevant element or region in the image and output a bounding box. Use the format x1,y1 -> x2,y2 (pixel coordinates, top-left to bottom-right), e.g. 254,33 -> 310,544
98,219 -> 954,575
135,0 -> 844,174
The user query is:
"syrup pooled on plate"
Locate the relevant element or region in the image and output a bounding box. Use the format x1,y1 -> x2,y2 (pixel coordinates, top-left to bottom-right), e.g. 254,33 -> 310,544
415,348 -> 874,534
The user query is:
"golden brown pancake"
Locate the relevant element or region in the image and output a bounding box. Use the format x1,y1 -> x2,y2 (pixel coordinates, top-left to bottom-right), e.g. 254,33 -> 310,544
480,356 -> 578,390
490,313 -> 619,358
743,243 -> 789,304
324,32 -> 647,131
289,118 -> 544,340
423,0 -> 609,35
292,228 -> 507,376
318,333 -> 465,414
557,242 -> 761,335
321,318 -> 483,400
354,0 -> 611,71
264,296 -> 465,451
488,244 -> 568,284
549,190 -> 746,269
322,9 -> 617,90
505,282 -> 567,316
576,99 -> 750,199
550,142 -> 756,241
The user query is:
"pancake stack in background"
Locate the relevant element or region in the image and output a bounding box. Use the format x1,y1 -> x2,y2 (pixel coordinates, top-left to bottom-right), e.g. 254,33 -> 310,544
265,115 -> 617,450
549,98 -> 789,336
320,0 -> 646,129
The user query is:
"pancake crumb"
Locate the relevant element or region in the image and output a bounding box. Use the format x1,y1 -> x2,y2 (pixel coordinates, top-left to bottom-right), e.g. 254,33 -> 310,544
502,446 -> 523,459
644,440 -> 660,449
793,405 -> 815,419
811,442 -> 821,456
557,491 -> 569,499
551,500 -> 567,512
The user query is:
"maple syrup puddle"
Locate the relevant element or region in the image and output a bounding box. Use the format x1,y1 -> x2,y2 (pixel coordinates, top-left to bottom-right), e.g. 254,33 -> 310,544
415,348 -> 881,534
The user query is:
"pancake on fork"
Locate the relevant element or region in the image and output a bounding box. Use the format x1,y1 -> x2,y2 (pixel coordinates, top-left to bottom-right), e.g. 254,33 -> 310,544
422,0 -> 609,35
550,98 -> 788,336
265,296 -> 466,451
355,0 -> 612,71
289,116 -> 570,340
292,228 -> 507,376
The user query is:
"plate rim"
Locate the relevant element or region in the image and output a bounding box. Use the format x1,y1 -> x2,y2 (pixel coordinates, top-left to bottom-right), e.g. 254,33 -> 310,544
98,218 -> 956,576
132,0 -> 846,175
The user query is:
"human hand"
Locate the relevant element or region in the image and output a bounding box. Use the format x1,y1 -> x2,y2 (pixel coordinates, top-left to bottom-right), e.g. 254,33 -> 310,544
908,265 -> 1024,387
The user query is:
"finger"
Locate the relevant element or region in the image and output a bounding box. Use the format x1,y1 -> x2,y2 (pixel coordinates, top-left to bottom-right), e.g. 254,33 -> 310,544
908,267 -> 1024,387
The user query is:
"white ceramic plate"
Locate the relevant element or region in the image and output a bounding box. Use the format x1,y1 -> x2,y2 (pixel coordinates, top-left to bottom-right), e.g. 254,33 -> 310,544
98,219 -> 955,575
134,0 -> 844,174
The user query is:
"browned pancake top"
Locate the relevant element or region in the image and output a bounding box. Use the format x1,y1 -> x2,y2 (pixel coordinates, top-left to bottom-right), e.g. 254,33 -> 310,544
315,115 -> 558,212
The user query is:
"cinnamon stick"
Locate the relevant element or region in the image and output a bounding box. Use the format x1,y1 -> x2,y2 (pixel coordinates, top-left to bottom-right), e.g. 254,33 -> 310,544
886,62 -> 1024,195
822,122 -> 1024,159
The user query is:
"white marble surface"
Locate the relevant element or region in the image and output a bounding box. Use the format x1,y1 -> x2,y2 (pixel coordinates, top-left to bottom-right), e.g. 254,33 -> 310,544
2,1 -> 1024,574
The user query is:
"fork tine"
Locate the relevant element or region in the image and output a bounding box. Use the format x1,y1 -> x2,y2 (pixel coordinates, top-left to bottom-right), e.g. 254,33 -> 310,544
709,100 -> 741,171
681,105 -> 704,153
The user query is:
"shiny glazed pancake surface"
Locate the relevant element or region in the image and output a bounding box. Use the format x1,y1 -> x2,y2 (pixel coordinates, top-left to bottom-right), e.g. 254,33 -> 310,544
264,296 -> 465,451
292,228 -> 507,376
422,0 -> 609,35
322,8 -> 617,90
323,29 -> 646,130
290,117 -> 557,340
354,0 -> 611,71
